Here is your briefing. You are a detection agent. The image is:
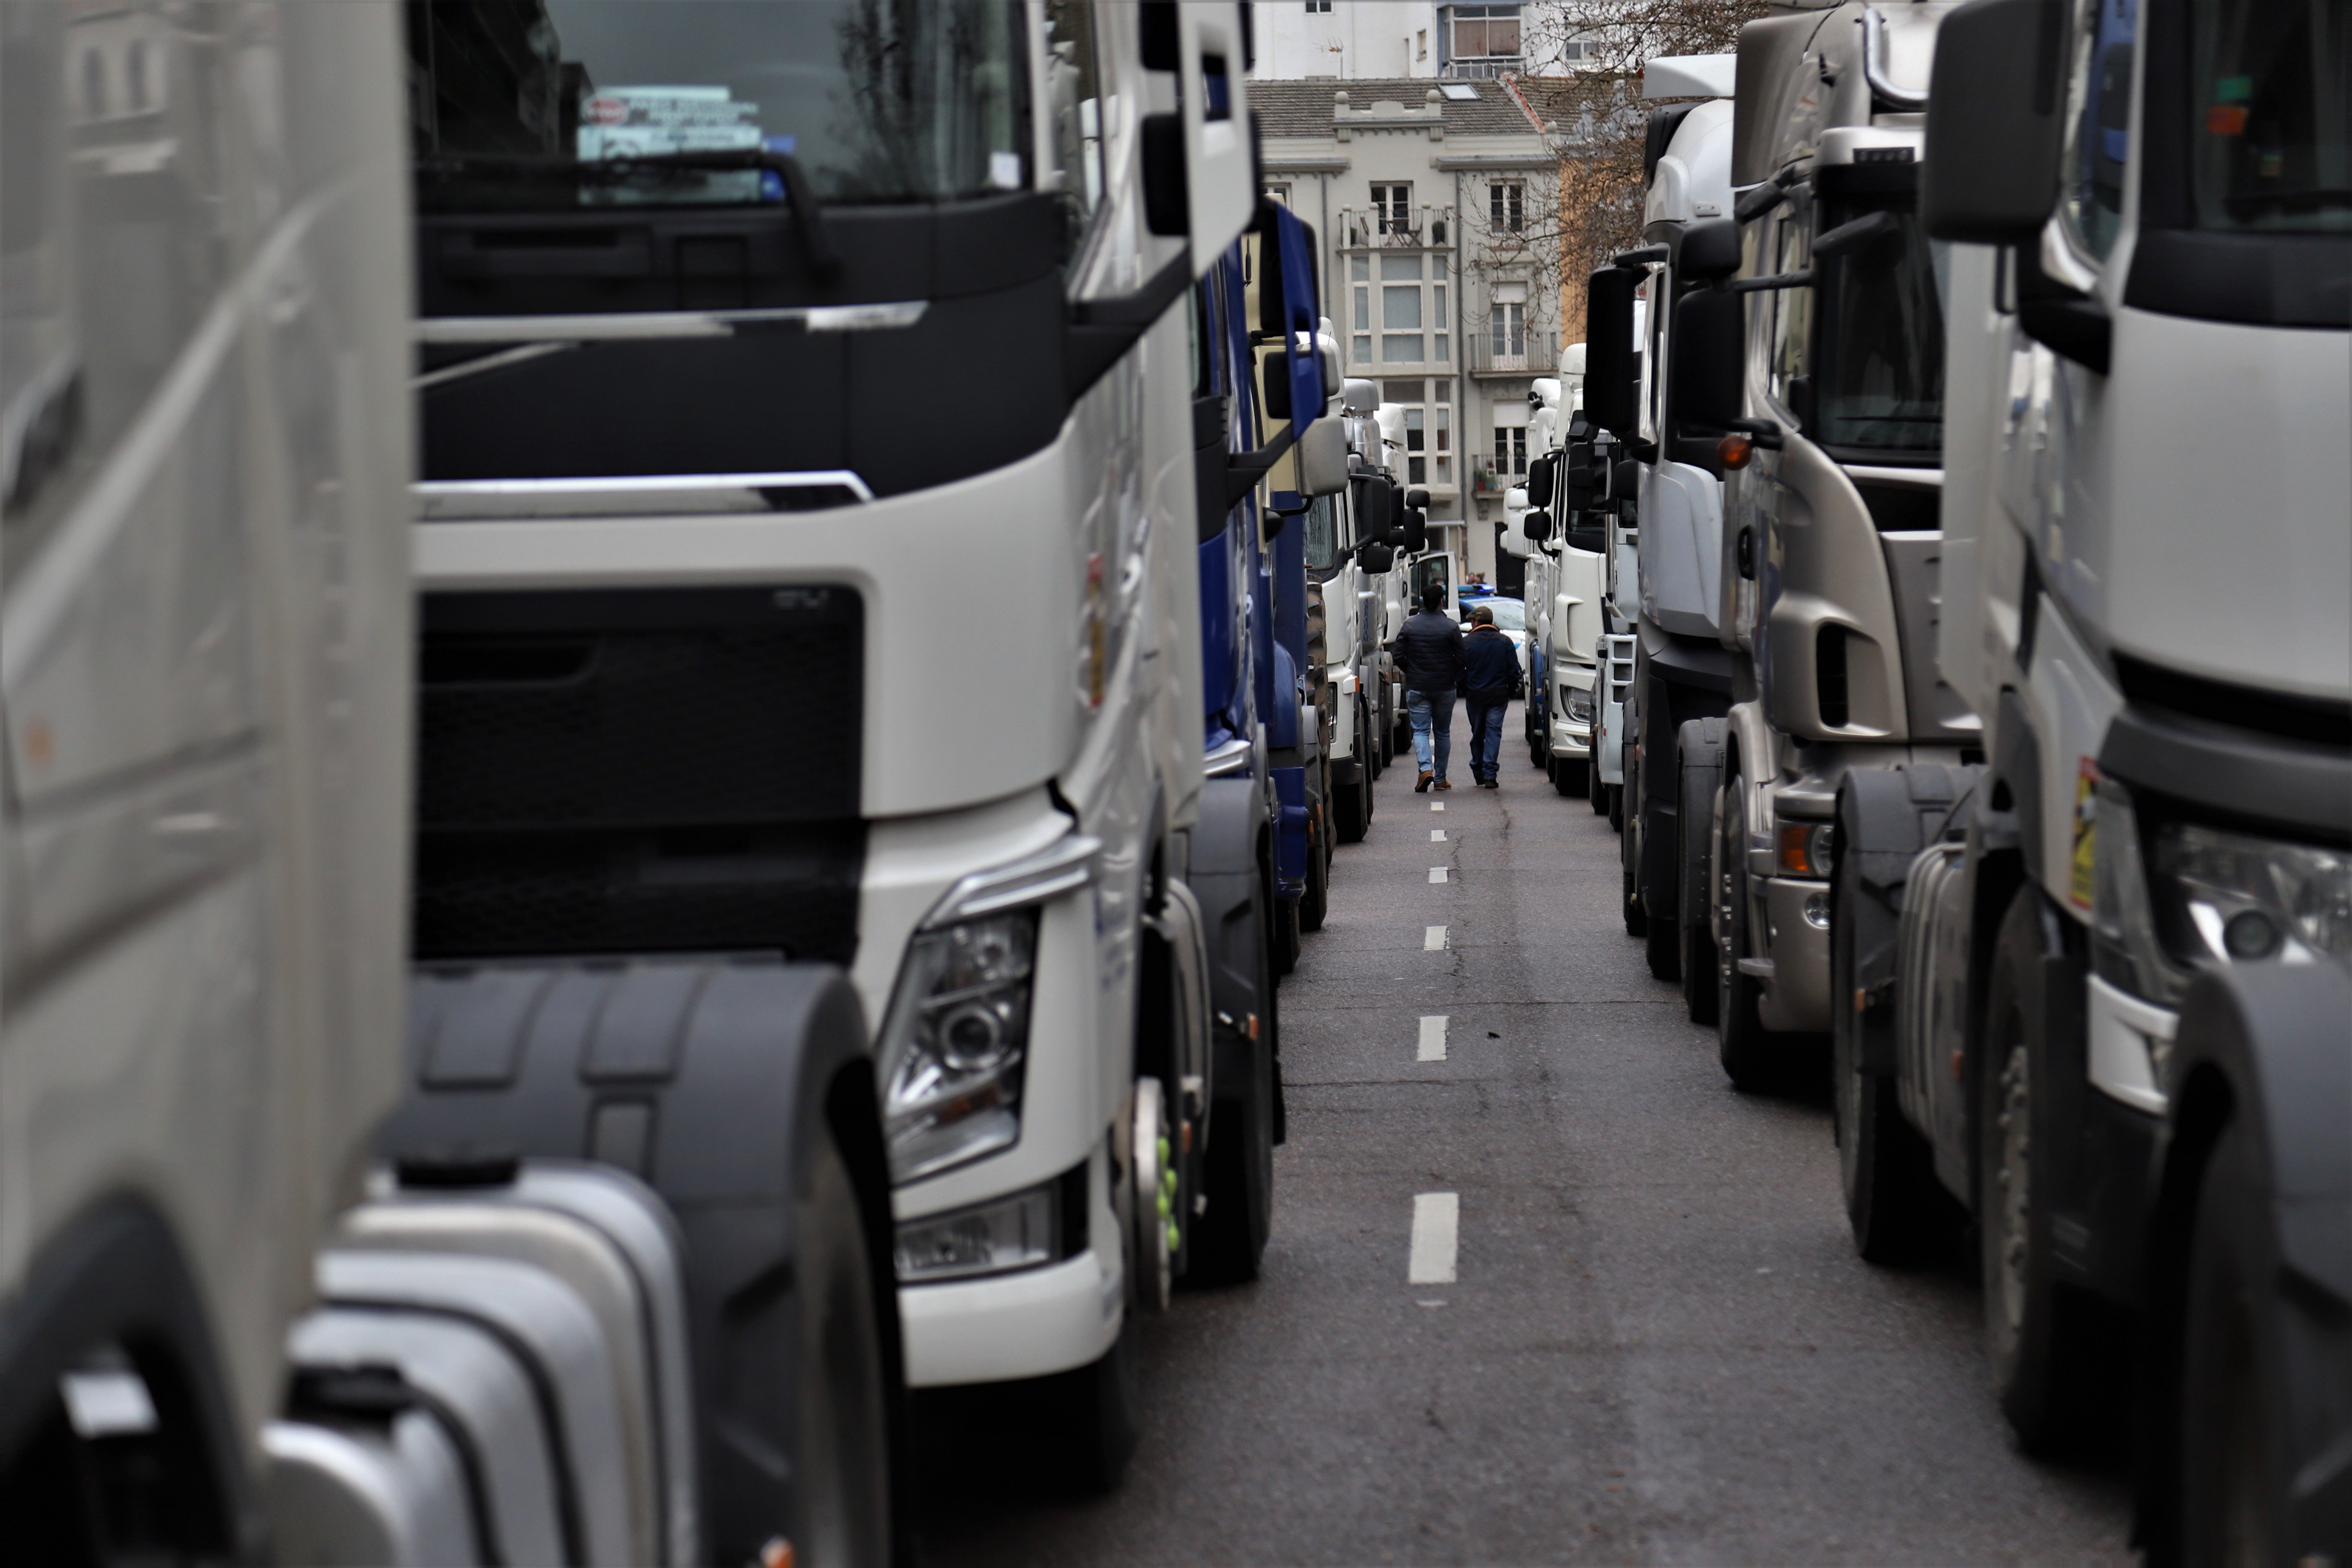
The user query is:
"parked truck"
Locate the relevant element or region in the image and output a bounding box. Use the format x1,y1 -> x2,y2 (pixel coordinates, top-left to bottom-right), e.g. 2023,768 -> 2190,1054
0,6 -> 421,1552
3,6 -> 904,1562
1827,2 -> 2351,1553
1580,60 -> 1741,960
1589,11 -> 1974,1087
1508,378 -> 1612,802
399,0 -> 1287,1490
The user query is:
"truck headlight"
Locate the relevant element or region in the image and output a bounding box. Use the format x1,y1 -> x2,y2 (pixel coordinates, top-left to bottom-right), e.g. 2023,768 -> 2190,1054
878,912 -> 1037,1184
2093,779 -> 2352,1008
1776,821 -> 1834,879
894,1175 -> 1066,1283
1564,687 -> 1594,723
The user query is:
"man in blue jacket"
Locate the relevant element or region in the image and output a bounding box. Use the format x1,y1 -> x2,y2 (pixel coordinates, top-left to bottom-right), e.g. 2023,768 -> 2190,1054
1389,585 -> 1466,791
1461,603 -> 1523,789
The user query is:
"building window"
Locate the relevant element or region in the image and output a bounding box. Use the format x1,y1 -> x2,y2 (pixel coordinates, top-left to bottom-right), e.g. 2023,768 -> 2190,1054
1370,182 -> 1414,235
1493,425 -> 1527,477
1305,1 -> 1332,11
1491,301 -> 1526,358
1351,254 -> 1371,364
1417,29 -> 1429,60
1560,40 -> 1587,62
1432,281 -> 1449,361
1381,254 -> 1423,363
1489,182 -> 1524,233
1449,5 -> 1522,67
1262,182 -> 1291,207
1384,380 -> 1452,488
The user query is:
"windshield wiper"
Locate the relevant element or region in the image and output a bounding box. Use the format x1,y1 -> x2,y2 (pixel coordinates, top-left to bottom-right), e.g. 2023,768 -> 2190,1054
417,149 -> 839,277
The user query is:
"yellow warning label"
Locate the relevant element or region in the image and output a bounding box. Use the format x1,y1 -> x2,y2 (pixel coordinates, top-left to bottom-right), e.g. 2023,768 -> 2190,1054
2069,758 -> 2099,910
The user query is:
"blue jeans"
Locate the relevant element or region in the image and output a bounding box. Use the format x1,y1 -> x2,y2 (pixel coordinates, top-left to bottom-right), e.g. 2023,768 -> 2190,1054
1407,689 -> 1455,779
1467,697 -> 1508,781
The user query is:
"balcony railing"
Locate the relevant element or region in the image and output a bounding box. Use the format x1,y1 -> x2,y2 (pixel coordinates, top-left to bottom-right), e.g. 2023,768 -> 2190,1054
1441,58 -> 1522,80
1463,333 -> 1558,377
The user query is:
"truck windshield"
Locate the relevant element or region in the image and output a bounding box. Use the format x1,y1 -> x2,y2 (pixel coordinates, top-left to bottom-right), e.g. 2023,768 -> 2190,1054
1811,202 -> 1946,457
408,0 -> 1026,210
2188,0 -> 2350,233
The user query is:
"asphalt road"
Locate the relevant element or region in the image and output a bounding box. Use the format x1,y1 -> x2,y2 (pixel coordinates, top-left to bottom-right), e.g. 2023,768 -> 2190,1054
914,701 -> 2132,1565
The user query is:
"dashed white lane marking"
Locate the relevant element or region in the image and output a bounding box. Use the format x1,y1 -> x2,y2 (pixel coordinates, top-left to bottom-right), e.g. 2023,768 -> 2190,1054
1424,925 -> 1448,950
1417,1015 -> 1448,1061
1430,801 -> 1444,811
1430,828 -> 1446,842
1409,1193 -> 1459,1285
1429,867 -> 1447,884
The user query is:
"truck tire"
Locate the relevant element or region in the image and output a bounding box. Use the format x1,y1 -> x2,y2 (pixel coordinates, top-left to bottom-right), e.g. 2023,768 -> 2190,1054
1271,893 -> 1300,977
797,1121 -> 897,1566
1299,808 -> 1329,933
1335,710 -> 1372,843
1978,886 -> 2113,1454
1589,754 -> 1608,814
1333,777 -> 1368,844
1363,697 -> 1383,782
1828,821 -> 1945,1262
1191,877 -> 1277,1285
2177,1115 -> 2292,1565
1047,1314 -> 1141,1495
1714,786 -> 1773,1090
1554,757 -> 1586,797
1677,721 -> 1726,1025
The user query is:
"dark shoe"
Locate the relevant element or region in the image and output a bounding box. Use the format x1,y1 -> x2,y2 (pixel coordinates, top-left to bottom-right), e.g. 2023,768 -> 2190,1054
1415,772 -> 1432,793
1481,778 -> 1500,789
1435,778 -> 1453,790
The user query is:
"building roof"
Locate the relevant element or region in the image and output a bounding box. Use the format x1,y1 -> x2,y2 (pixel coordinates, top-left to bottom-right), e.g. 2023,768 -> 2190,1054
1505,74 -> 1630,135
1249,77 -> 1543,140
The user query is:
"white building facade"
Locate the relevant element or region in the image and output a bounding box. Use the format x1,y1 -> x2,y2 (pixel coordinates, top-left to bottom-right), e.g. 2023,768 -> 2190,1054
1251,2 -> 1594,83
1254,76 -> 1561,587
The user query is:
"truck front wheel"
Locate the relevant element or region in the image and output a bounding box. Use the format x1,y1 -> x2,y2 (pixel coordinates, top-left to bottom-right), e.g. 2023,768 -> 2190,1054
1978,887 -> 2116,1454
1714,788 -> 1773,1090
1828,818 -> 1946,1261
2178,1115 -> 2292,1564
795,1121 -> 897,1564
1676,724 -> 1726,1026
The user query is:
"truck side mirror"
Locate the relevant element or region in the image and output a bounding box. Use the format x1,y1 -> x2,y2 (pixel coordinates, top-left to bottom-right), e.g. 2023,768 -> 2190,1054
1351,472 -> 1399,544
1406,488 -> 1430,510
1399,504 -> 1428,554
1358,541 -> 1395,573
1677,218 -> 1741,283
1525,452 -> 1555,507
1140,2 -> 1256,263
1294,415 -> 1348,496
1671,288 -> 1744,436
1583,266 -> 1640,437
1251,203 -> 1326,423
1560,443 -> 1597,510
1922,0 -> 2066,242
1523,508 -> 1553,541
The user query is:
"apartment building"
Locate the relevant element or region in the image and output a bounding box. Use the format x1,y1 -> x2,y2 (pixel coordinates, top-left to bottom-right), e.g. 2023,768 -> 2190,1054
1254,2 -> 1600,83
1254,75 -> 1563,588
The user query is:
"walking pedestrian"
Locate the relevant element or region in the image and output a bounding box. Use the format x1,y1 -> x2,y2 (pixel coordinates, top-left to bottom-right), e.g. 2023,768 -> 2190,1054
1388,584 -> 1465,791
1461,603 -> 1522,788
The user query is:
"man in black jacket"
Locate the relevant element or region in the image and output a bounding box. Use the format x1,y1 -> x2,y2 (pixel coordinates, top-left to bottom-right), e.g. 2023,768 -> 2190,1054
1389,585 -> 1466,791
1461,603 -> 1523,788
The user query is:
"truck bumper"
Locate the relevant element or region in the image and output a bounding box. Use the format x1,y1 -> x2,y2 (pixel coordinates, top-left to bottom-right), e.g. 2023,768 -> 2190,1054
1548,719 -> 1591,760
1757,876 -> 1831,1032
900,1245 -> 1123,1386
